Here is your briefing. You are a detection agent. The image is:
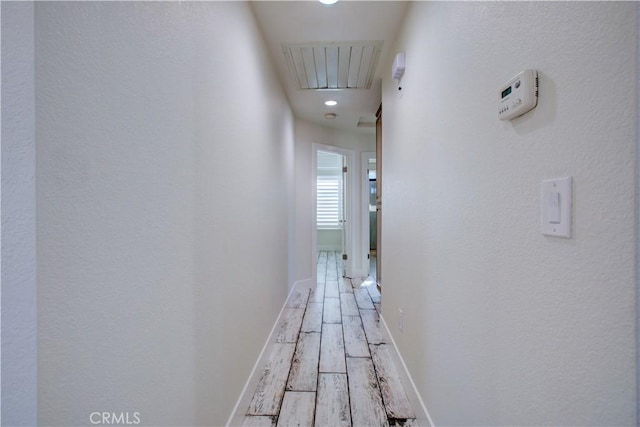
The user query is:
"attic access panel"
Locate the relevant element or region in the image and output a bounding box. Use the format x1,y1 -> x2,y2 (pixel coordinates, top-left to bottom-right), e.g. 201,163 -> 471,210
283,41 -> 383,90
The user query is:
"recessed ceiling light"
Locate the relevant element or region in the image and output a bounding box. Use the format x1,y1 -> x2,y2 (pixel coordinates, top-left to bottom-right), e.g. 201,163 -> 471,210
324,113 -> 337,120
319,0 -> 339,4
324,100 -> 337,106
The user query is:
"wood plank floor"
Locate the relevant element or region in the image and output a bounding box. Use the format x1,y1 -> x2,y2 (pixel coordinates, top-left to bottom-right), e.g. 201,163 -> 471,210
243,251 -> 419,427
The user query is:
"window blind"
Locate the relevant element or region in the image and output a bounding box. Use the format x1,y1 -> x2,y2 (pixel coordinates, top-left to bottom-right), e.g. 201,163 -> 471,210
317,151 -> 343,230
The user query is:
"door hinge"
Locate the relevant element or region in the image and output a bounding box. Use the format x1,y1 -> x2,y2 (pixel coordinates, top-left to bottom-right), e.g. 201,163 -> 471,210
342,253 -> 348,261
343,166 -> 348,173
367,253 -> 370,259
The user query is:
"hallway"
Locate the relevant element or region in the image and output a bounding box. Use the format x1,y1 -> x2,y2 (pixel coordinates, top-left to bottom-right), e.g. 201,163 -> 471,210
242,252 -> 417,426
2,2 -> 637,425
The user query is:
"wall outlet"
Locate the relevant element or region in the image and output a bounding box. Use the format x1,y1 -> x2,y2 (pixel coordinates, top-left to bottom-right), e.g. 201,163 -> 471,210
398,308 -> 404,334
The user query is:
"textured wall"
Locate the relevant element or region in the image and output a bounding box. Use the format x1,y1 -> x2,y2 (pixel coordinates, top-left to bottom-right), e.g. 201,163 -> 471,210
35,2 -> 294,425
1,2 -> 38,425
382,2 -> 638,425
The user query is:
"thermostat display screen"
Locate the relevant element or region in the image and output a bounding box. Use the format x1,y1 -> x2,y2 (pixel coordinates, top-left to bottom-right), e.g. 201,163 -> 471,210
498,69 -> 538,121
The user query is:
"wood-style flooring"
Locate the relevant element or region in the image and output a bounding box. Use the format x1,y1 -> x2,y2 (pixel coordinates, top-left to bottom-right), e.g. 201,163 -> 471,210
242,251 -> 419,427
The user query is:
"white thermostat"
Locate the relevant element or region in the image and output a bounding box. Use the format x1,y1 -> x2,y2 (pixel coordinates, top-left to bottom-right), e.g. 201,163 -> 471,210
498,69 -> 538,120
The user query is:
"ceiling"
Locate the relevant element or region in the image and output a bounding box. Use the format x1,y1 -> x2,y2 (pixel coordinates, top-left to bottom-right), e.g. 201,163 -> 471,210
251,1 -> 409,134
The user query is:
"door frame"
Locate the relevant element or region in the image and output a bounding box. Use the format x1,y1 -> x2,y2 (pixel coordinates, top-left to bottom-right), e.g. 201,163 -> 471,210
361,152 -> 376,279
312,143 -> 356,279
375,104 -> 382,288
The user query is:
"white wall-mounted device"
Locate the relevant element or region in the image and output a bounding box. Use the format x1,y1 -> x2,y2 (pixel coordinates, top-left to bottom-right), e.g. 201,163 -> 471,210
498,69 -> 538,120
541,176 -> 572,238
392,52 -> 405,80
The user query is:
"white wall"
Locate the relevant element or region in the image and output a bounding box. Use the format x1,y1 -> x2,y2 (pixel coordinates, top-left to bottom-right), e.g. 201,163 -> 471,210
382,2 -> 638,425
34,2 -> 294,425
295,119 -> 375,281
1,2 -> 38,425
637,10 -> 640,423
317,229 -> 342,251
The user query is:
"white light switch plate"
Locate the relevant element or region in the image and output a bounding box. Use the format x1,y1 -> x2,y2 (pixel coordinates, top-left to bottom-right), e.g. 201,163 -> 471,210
541,177 -> 572,238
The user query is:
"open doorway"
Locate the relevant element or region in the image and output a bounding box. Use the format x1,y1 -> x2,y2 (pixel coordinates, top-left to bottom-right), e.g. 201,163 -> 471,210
316,149 -> 347,277
375,105 -> 382,290
356,151 -> 382,310
359,105 -> 382,294
367,158 -> 378,283
312,144 -> 355,280
361,153 -> 377,284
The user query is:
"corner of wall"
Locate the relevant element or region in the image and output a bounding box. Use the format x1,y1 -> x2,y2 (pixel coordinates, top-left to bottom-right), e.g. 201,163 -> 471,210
636,4 -> 640,425
1,1 -> 38,425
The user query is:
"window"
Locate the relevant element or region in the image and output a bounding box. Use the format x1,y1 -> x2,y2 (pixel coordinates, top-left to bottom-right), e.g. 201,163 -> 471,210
317,151 -> 344,230
317,176 -> 343,229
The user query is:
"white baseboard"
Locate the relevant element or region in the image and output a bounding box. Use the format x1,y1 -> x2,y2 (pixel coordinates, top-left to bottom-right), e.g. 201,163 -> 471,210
225,279 -> 312,427
290,277 -> 313,292
379,313 -> 435,427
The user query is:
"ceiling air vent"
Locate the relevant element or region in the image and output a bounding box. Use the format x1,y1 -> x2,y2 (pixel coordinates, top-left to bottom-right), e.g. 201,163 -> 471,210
282,41 -> 383,90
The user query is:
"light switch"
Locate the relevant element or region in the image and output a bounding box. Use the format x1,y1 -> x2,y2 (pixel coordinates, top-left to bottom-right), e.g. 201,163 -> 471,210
548,192 -> 561,224
542,177 -> 572,238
